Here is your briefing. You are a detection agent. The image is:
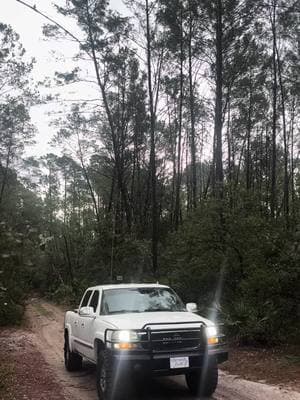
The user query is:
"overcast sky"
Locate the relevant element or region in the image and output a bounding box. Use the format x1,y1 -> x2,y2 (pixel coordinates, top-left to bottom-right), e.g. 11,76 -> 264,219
2,0 -> 129,157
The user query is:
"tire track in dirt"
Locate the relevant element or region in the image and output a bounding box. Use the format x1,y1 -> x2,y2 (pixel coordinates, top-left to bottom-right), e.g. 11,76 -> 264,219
26,299 -> 300,400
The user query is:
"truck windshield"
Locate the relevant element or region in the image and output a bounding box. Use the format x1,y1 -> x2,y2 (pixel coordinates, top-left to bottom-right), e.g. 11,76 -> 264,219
101,287 -> 186,315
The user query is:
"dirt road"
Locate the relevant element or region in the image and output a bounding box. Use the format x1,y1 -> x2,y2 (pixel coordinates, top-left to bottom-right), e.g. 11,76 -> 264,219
25,300 -> 300,400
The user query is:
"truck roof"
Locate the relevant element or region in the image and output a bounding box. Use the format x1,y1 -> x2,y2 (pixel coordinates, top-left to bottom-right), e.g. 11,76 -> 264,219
87,283 -> 169,291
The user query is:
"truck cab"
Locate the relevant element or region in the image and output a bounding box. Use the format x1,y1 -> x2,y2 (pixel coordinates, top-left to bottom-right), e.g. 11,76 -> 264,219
64,283 -> 228,399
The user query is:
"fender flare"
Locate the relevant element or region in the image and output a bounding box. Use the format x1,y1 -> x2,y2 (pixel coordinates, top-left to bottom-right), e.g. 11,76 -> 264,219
64,323 -> 73,351
94,332 -> 106,360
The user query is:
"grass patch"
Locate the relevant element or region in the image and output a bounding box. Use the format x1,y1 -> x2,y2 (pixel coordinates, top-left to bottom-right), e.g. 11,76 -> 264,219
283,355 -> 300,365
34,303 -> 53,318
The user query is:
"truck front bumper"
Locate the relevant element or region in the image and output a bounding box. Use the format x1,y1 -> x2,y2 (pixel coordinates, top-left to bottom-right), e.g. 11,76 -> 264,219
108,345 -> 228,376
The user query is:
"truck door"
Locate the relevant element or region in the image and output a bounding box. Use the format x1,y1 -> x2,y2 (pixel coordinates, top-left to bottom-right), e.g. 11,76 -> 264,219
77,289 -> 100,361
74,289 -> 93,353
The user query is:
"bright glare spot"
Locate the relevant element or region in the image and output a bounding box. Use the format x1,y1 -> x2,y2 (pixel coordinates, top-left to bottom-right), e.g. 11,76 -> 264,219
206,326 -> 217,337
118,330 -> 131,342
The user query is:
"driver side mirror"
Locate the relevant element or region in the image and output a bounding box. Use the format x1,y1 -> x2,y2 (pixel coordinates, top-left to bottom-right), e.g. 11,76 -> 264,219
79,306 -> 95,317
186,303 -> 198,313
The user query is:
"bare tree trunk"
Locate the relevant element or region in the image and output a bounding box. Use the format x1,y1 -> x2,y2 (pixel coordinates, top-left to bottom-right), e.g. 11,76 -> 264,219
226,95 -> 233,207
0,141 -> 13,208
63,167 -> 67,225
174,10 -> 184,230
265,131 -> 271,212
166,93 -> 177,226
270,0 -> 278,218
275,43 -> 289,226
246,72 -> 253,191
213,0 -> 224,198
290,98 -> 296,221
76,131 -> 101,227
258,129 -> 264,213
108,166 -> 116,213
146,0 -> 158,276
188,10 -> 197,209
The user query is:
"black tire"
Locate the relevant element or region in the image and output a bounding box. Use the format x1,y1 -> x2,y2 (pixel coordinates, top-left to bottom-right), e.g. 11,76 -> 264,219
96,349 -> 115,400
186,357 -> 218,398
64,332 -> 82,372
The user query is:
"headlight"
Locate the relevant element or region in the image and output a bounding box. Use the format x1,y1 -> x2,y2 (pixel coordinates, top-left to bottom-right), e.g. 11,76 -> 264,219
111,330 -> 139,343
206,326 -> 217,338
206,326 -> 219,345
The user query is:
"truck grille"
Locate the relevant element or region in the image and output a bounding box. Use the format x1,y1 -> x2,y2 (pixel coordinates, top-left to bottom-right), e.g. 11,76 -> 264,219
140,329 -> 203,352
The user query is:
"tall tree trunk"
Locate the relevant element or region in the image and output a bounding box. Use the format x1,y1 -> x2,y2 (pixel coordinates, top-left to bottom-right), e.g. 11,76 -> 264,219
246,72 -> 253,191
131,129 -> 137,225
76,131 -> 101,227
275,43 -> 289,225
290,98 -> 296,221
213,0 -> 224,198
174,10 -> 184,230
188,10 -> 197,209
226,95 -> 233,207
108,166 -> 116,213
258,129 -> 264,213
265,131 -> 271,212
146,0 -> 158,276
0,140 -> 13,209
270,0 -> 278,218
166,93 -> 177,226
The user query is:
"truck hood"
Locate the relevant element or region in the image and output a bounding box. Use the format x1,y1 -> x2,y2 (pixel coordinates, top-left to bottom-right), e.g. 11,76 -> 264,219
101,311 -> 213,330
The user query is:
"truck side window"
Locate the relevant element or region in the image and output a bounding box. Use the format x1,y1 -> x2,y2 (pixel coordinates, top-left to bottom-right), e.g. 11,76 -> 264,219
81,290 -> 92,307
89,290 -> 100,312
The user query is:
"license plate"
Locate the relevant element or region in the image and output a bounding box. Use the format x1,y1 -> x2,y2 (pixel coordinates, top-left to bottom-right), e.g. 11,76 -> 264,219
170,356 -> 189,369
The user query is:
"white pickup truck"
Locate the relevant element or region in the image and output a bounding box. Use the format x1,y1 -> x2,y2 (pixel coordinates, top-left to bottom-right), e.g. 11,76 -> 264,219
64,283 -> 228,399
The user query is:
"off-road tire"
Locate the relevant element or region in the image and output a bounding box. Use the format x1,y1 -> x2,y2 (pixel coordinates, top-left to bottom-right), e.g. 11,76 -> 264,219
96,349 -> 115,400
64,332 -> 82,371
186,357 -> 218,397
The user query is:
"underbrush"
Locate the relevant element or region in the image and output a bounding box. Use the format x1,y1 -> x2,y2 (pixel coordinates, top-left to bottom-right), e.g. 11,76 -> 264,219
47,282 -> 89,308
0,294 -> 24,327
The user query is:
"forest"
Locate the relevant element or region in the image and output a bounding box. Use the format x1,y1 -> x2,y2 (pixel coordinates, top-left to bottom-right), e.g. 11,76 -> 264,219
0,0 -> 299,345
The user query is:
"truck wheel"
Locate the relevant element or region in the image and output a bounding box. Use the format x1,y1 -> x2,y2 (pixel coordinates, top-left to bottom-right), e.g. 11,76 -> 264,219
185,358 -> 218,397
64,333 -> 82,371
96,349 -> 115,400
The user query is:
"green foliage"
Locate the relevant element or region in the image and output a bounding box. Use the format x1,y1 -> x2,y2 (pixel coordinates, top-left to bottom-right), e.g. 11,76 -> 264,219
113,238 -> 153,282
162,199 -> 300,344
0,138 -> 45,326
0,296 -> 24,327
49,284 -> 77,306
217,300 -> 279,344
0,180 -> 45,325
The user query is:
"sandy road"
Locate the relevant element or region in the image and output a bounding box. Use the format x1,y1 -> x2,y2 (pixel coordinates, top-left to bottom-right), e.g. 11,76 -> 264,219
26,300 -> 300,400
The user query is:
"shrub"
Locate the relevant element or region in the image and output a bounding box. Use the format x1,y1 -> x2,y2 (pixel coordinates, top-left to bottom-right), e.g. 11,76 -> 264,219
0,295 -> 24,326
